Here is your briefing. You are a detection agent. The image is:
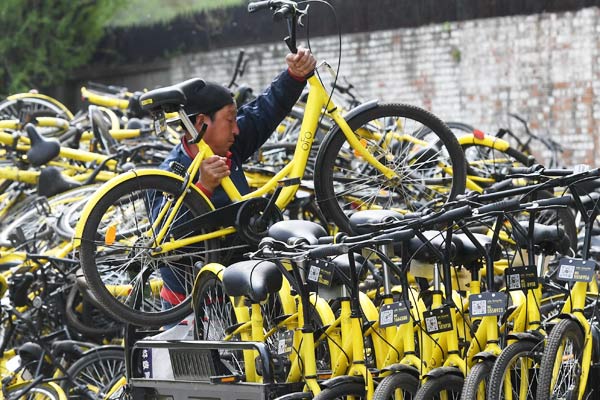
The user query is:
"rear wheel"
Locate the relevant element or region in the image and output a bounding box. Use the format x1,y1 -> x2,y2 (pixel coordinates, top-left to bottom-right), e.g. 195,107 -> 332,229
461,359 -> 493,400
372,370 -> 419,399
79,173 -> 220,327
414,374 -> 463,400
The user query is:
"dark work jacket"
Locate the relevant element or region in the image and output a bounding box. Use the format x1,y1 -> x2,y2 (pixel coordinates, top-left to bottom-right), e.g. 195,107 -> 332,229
158,69 -> 306,208
157,70 -> 306,301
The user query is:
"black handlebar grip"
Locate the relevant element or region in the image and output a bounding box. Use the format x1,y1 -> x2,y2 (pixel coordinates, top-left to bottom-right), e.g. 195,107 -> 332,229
426,205 -> 472,226
484,178 -> 515,194
541,168 -> 574,177
373,228 -> 415,243
474,198 -> 521,215
308,243 -> 350,259
506,164 -> 544,174
248,1 -> 271,12
525,195 -> 575,208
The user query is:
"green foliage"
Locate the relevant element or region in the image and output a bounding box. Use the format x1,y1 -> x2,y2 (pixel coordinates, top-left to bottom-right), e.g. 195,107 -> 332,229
108,0 -> 244,28
0,0 -> 119,96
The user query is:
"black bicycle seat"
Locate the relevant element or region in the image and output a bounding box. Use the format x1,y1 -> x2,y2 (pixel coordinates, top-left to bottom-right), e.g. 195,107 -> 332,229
139,78 -> 205,113
222,260 -> 282,303
25,123 -> 60,167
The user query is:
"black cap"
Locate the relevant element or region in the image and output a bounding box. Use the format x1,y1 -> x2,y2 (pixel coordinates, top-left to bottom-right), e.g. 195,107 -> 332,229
183,81 -> 235,117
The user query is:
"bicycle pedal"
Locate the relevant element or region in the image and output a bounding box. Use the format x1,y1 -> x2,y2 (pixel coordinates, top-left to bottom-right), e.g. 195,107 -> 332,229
169,161 -> 187,177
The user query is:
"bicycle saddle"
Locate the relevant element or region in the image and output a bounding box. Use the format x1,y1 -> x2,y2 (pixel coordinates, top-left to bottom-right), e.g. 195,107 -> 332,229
37,166 -> 82,198
139,78 -> 205,113
512,222 -> 570,255
348,210 -> 403,235
268,220 -> 328,245
222,260 -> 282,303
18,342 -> 44,363
25,123 -> 60,167
451,233 -> 502,266
407,230 -> 456,263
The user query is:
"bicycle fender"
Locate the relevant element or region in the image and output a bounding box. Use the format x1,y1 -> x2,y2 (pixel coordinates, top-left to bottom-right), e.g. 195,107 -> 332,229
552,312 -> 587,336
506,330 -> 545,343
319,374 -> 364,389
381,363 -> 420,379
472,351 -> 497,363
342,99 -> 379,121
423,366 -> 463,380
81,345 -> 124,356
274,392 -> 313,400
72,169 -> 214,247
191,262 -> 226,309
457,134 -> 511,151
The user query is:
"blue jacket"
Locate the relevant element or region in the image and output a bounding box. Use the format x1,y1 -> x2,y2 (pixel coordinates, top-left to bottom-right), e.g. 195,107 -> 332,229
158,69 -> 306,208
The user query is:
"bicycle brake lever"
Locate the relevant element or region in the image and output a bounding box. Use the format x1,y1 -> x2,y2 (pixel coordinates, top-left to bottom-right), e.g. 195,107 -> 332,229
297,5 -> 309,27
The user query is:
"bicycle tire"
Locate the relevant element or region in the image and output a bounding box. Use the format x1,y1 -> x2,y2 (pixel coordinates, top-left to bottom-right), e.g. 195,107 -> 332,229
487,339 -> 544,399
79,174 -> 220,327
314,103 -> 466,233
4,381 -> 67,400
460,359 -> 494,400
413,373 -> 463,400
372,370 -> 419,399
313,381 -> 366,400
192,269 -> 247,376
64,282 -> 123,340
536,318 -> 586,399
61,346 -> 125,400
0,96 -> 72,120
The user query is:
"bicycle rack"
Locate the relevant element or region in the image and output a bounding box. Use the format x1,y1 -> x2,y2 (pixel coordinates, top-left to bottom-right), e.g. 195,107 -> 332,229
127,339 -> 303,400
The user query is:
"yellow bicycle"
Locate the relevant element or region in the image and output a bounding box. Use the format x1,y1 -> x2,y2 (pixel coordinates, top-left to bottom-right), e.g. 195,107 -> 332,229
72,0 -> 466,328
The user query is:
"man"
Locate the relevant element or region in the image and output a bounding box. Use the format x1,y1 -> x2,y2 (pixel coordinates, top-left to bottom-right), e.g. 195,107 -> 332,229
158,47 -> 316,308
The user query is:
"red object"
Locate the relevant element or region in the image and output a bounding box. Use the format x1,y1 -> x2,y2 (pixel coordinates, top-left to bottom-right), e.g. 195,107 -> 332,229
473,129 -> 485,140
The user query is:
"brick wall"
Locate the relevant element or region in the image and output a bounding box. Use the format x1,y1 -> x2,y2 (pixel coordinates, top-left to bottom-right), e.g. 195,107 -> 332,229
82,6 -> 600,166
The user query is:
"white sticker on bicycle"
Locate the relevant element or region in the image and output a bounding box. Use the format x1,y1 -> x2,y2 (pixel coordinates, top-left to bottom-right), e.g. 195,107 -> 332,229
471,300 -> 487,316
5,355 -> 21,372
425,316 -> 438,332
508,274 -> 521,290
308,266 -> 320,282
558,264 -> 575,280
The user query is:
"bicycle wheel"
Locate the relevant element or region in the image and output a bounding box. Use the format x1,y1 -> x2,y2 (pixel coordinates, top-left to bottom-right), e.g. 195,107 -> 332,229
461,359 -> 494,400
372,371 -> 419,399
536,318 -> 585,400
313,381 -> 366,400
487,339 -> 544,399
78,173 -> 220,327
4,381 -> 67,400
193,269 -> 245,376
314,104 -> 466,233
413,374 -> 463,400
461,141 -> 532,187
0,96 -> 72,120
64,282 -> 123,340
61,346 -> 125,400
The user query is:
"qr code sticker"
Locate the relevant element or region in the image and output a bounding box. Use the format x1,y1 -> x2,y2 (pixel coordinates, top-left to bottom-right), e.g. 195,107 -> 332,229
558,264 -> 575,280
278,339 -> 286,355
471,300 -> 487,316
508,274 -> 521,290
380,309 -> 393,325
425,316 -> 439,332
308,266 -> 320,282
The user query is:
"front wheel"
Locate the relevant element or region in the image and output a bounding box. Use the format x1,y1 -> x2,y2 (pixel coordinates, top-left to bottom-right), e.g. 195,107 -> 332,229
536,319 -> 586,400
414,374 -> 463,400
78,173 -> 220,327
313,381 -> 366,400
372,371 -> 419,399
314,104 -> 466,233
487,339 -> 544,399
461,359 -> 493,400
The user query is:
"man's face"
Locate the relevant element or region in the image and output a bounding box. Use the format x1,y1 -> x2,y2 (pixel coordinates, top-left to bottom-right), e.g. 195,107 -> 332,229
198,104 -> 238,156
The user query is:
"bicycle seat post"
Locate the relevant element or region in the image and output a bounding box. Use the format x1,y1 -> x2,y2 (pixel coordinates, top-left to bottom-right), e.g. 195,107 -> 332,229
178,108 -> 202,144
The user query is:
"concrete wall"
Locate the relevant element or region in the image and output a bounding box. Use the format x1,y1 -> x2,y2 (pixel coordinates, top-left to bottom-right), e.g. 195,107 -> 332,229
81,6 -> 600,166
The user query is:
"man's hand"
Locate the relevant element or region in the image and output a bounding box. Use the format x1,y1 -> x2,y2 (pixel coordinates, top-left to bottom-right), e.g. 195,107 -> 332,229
286,46 -> 316,79
199,155 -> 230,192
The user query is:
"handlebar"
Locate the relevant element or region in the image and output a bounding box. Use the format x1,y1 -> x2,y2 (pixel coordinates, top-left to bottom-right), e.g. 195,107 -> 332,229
248,0 -> 304,54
